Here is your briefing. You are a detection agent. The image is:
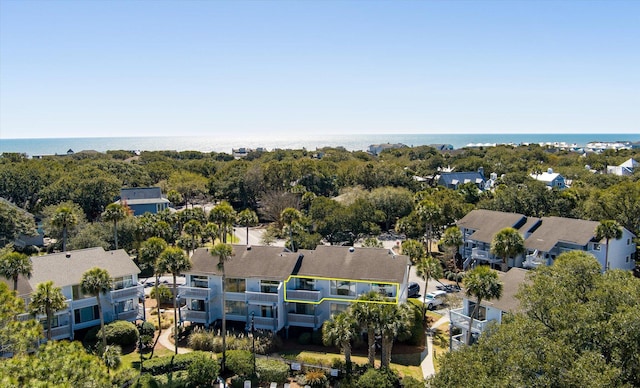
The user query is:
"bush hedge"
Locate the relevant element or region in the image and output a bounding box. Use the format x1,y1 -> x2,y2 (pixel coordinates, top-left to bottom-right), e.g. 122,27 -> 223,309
225,349 -> 253,377
141,351 -> 211,375
256,359 -> 289,384
97,320 -> 139,347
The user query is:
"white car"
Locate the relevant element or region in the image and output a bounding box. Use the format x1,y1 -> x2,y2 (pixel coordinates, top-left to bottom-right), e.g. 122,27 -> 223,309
424,290 -> 447,310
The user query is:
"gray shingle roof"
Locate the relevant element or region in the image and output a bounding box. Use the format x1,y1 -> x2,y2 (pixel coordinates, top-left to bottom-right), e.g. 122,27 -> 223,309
29,247 -> 140,288
188,245 -> 410,284
457,210 -> 528,244
525,216 -> 599,252
488,268 -> 529,313
189,245 -> 300,280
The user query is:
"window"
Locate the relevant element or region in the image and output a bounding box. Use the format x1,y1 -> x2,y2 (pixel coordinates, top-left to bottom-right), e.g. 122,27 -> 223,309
372,283 -> 394,297
41,316 -> 59,330
115,299 -> 134,313
330,280 -> 356,296
190,299 -> 205,311
225,300 -> 246,316
190,275 -> 208,288
72,285 -> 91,300
330,303 -> 348,315
294,303 -> 314,315
260,280 -> 279,294
626,256 -> 630,263
628,239 -> 631,245
225,278 -> 245,292
112,275 -> 134,290
296,278 -> 316,290
467,302 -> 486,321
74,305 -> 99,324
260,305 -> 274,318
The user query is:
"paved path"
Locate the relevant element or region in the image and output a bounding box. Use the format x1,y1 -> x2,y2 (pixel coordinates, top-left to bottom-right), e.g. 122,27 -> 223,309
420,312 -> 450,380
156,323 -> 192,354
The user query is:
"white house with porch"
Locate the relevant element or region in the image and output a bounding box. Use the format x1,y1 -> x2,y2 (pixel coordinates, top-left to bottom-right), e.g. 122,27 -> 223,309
4,247 -> 144,340
450,268 -> 528,350
179,245 -> 411,335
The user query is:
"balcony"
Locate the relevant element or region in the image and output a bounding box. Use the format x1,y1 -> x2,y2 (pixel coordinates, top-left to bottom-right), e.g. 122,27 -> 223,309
471,248 -> 501,264
253,316 -> 277,330
451,333 -> 466,351
287,311 -> 326,329
246,291 -> 279,304
111,285 -> 143,301
178,286 -> 213,300
115,309 -> 140,322
286,289 -> 322,302
45,325 -> 72,340
449,308 -> 491,334
180,307 -> 209,323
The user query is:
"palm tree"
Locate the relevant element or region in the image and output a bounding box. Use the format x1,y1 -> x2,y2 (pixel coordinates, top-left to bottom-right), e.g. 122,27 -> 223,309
0,251 -> 32,291
491,227 -> 525,272
350,291 -> 384,367
415,255 -> 443,320
51,205 -> 78,252
322,312 -> 359,373
595,220 -> 623,271
28,281 -> 67,340
210,243 -> 234,371
157,247 -> 191,354
439,226 -> 464,268
280,208 -> 303,252
208,201 -> 236,243
81,267 -> 113,349
237,209 -> 258,245
202,222 -> 219,246
378,303 -> 412,368
138,237 -> 168,347
416,199 -> 441,255
463,266 -> 502,345
401,239 -> 426,264
102,203 -> 128,250
183,219 -> 202,256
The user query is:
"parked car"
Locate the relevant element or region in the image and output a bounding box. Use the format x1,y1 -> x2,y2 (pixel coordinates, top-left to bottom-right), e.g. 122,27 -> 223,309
425,290 -> 447,310
407,282 -> 420,298
436,284 -> 461,293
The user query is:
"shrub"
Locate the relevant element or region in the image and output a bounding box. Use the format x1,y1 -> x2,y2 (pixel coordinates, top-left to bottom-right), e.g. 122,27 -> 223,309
141,351 -> 210,375
225,349 -> 253,377
302,369 -> 328,388
138,321 -> 156,347
132,374 -> 159,388
298,332 -> 311,345
402,376 -> 427,388
98,320 -> 139,347
256,359 -> 289,384
111,367 -> 138,387
188,353 -> 220,387
188,328 -> 216,351
357,367 -> 400,388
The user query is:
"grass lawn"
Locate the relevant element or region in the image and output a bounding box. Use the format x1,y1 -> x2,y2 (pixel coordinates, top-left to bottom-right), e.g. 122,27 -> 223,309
430,326 -> 450,373
120,346 -> 175,370
280,350 -> 423,380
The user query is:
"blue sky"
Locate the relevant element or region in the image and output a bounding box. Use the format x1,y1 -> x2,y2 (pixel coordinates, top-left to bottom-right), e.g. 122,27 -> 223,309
1,0 -> 638,139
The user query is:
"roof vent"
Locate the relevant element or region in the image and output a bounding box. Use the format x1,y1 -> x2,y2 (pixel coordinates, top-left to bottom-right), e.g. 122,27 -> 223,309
65,253 -> 71,258
547,168 -> 553,174
349,247 -> 355,253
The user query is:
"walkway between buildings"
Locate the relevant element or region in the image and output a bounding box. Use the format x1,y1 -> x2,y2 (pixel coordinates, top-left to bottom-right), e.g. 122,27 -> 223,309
420,312 -> 450,380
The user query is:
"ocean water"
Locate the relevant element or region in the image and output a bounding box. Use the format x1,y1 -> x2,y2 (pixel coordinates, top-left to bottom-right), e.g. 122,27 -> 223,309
1,133 -> 638,157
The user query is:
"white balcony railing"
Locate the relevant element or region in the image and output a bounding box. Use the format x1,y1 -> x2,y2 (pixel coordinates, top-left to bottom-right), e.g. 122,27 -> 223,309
110,285 -> 143,301
449,308 -> 491,334
45,325 -> 72,340
115,309 -> 138,322
451,333 -> 466,351
253,316 -> 276,329
286,289 -> 322,302
287,313 -> 316,325
178,286 -> 212,300
180,307 -> 208,323
471,248 -> 501,264
245,291 -> 279,303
